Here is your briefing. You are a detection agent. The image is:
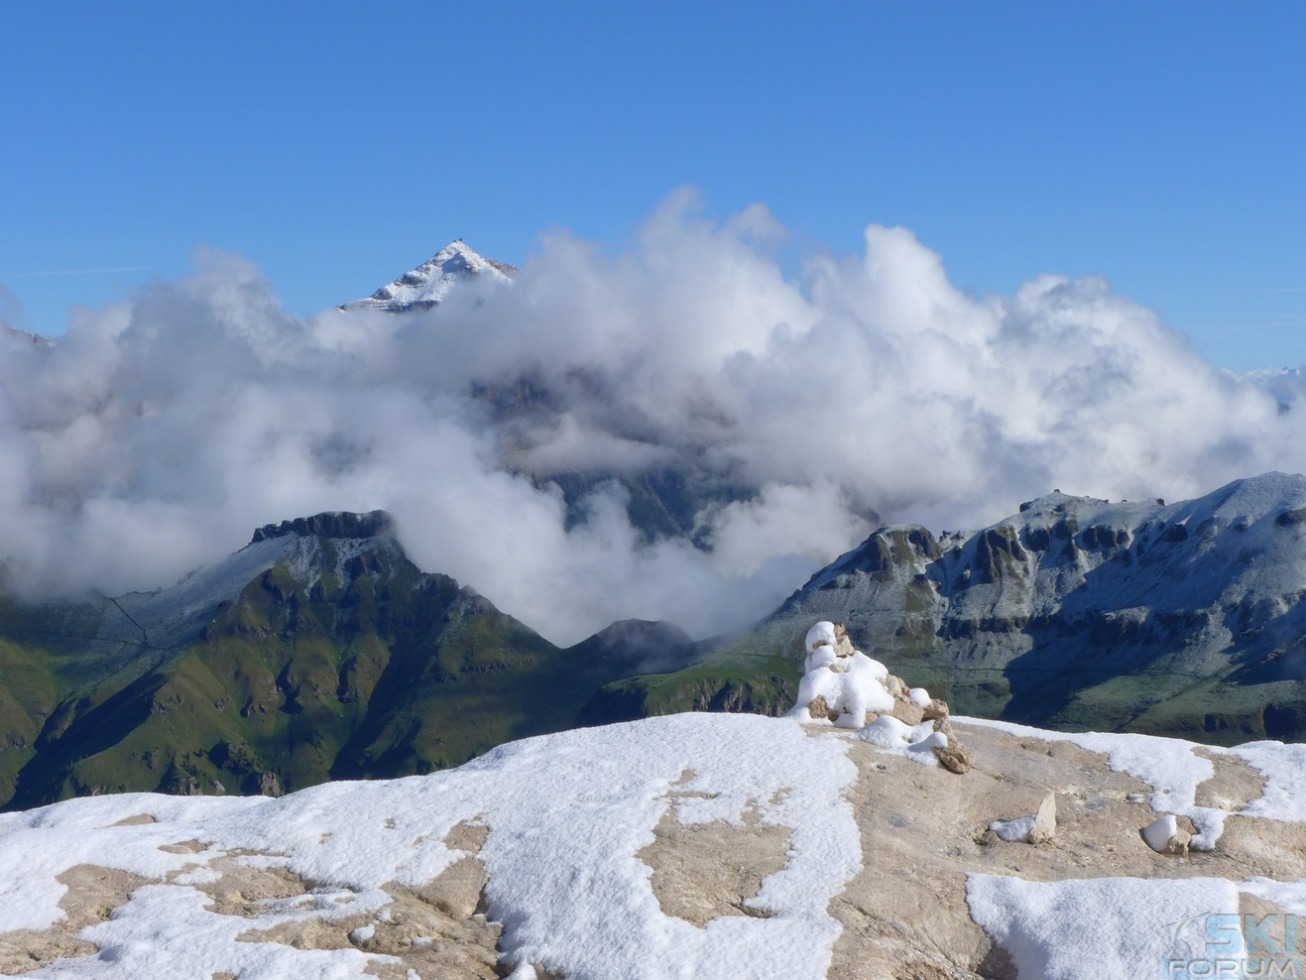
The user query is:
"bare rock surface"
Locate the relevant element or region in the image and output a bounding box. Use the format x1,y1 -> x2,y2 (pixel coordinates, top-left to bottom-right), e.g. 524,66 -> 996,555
637,783 -> 791,926
821,720 -> 1306,978
227,820 -> 501,979
0,866 -> 151,975
1193,748 -> 1268,811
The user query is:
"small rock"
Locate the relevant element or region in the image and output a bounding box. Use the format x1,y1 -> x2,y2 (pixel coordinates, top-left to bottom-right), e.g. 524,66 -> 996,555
931,720 -> 973,775
1141,814 -> 1191,855
832,623 -> 857,657
807,695 -> 839,724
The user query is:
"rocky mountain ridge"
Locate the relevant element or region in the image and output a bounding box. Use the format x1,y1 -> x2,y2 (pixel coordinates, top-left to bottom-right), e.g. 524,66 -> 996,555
597,472 -> 1306,744
4,472 -> 1306,815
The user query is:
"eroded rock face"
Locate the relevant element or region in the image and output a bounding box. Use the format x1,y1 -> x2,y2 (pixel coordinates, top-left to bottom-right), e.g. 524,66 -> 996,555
250,510 -> 394,543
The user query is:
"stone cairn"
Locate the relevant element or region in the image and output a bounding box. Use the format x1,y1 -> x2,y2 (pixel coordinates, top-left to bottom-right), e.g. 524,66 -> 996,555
795,622 -> 973,774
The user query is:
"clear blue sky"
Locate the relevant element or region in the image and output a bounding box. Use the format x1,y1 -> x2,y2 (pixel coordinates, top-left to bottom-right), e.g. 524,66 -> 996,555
3,1 -> 1304,371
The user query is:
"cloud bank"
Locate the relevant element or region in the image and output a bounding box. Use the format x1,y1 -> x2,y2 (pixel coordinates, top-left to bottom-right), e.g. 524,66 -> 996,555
2,193 -> 1303,645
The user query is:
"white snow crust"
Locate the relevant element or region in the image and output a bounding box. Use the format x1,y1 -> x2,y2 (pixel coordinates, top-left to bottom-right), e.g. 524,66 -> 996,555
0,714 -> 859,979
967,875 -> 1246,980
852,716 -> 945,765
989,814 -> 1038,843
1141,813 -> 1180,853
3,693 -> 1306,977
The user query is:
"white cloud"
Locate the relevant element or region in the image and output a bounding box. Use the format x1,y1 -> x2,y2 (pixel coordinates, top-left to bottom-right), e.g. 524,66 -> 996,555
0,193 -> 1300,644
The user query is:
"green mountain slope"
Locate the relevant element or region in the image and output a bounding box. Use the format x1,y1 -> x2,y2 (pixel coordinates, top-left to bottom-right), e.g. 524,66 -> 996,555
0,513 -> 697,811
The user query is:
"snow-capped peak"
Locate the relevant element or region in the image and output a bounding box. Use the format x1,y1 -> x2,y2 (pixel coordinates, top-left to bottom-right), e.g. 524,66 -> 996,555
339,240 -> 516,313
1,323 -> 51,348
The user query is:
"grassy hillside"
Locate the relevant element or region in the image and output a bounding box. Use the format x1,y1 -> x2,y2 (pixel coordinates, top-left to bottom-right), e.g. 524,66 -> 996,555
0,533 -> 680,811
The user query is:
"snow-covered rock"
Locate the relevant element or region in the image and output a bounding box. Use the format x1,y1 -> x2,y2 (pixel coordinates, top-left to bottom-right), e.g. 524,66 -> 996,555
791,621 -> 897,728
990,792 -> 1057,844
1141,813 -> 1193,855
790,620 -> 970,770
339,240 -> 516,313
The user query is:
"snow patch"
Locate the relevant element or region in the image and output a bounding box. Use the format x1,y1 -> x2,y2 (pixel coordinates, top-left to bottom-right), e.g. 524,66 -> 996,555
0,714 -> 860,979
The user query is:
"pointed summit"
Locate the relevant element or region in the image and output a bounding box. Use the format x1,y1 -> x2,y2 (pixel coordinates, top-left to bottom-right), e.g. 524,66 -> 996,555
339,240 -> 516,313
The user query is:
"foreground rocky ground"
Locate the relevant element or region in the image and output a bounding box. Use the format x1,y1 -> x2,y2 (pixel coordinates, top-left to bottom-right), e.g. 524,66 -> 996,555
0,709 -> 1302,979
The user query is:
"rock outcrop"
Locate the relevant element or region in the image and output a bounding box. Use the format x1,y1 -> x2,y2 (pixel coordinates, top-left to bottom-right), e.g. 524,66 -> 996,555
250,510 -> 394,543
747,473 -> 1306,744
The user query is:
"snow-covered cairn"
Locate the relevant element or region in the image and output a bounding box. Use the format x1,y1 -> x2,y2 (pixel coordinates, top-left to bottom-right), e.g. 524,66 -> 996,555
788,621 -> 972,773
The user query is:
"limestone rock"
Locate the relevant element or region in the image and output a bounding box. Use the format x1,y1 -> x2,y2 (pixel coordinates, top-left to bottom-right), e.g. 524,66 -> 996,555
1029,792 -> 1057,844
807,695 -> 839,724
888,699 -> 925,727
931,719 -> 973,775
256,771 -> 283,798
832,623 -> 857,658
921,698 -> 950,723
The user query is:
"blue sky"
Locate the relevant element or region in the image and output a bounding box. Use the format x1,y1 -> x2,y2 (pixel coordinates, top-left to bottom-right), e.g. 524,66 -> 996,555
3,1 -> 1304,371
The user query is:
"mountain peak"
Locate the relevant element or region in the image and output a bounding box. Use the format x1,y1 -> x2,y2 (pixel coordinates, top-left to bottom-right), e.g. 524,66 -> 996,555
339,240 -> 516,313
2,324 -> 51,348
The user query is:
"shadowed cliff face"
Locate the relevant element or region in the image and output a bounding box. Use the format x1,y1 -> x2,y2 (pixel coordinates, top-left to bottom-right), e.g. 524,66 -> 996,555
604,474 -> 1306,745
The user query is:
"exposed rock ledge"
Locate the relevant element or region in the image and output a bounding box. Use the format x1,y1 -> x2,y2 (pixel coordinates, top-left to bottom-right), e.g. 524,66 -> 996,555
250,510 -> 393,544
